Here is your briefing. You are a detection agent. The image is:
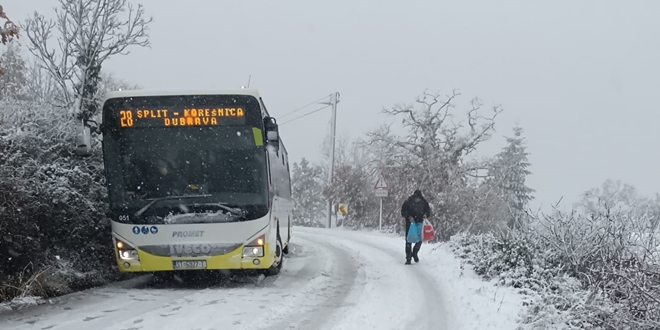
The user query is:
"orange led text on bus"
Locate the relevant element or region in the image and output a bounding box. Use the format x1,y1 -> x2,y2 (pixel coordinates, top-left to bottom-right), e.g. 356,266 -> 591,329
165,108 -> 244,127
119,110 -> 134,127
118,107 -> 244,128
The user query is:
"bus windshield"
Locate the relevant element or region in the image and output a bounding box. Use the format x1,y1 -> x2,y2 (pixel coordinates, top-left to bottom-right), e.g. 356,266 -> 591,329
101,94 -> 269,223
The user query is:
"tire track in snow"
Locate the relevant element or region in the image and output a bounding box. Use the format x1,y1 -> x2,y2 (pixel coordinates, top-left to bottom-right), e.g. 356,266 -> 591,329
297,228 -> 449,330
0,241 -> 329,330
354,234 -> 450,330
244,234 -> 364,330
104,237 -> 335,330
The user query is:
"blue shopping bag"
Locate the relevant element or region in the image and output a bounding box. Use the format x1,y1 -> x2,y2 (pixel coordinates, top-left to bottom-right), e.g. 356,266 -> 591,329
406,222 -> 423,243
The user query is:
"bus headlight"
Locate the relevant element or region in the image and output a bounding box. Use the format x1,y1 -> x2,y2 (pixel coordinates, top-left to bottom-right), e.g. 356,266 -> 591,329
115,238 -> 140,261
119,249 -> 140,260
243,234 -> 265,258
242,246 -> 264,257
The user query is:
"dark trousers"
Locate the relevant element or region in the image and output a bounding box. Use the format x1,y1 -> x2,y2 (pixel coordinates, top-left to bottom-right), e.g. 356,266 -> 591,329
405,220 -> 422,260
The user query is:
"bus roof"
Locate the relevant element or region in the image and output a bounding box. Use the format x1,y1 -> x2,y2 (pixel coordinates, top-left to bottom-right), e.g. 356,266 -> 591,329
103,88 -> 262,101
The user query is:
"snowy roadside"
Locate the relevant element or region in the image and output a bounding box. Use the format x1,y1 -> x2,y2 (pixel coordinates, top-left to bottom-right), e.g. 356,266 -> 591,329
319,227 -> 526,330
0,297 -> 46,314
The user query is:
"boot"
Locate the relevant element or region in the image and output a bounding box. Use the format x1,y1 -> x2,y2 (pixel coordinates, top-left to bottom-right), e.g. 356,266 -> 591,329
405,243 -> 412,265
412,242 -> 421,263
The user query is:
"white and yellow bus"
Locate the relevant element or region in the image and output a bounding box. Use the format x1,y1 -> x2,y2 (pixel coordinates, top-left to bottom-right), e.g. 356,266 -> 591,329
92,88 -> 292,276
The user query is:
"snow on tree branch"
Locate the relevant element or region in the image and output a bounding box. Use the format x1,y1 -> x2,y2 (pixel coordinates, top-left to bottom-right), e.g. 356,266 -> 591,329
371,89 -> 502,166
22,0 -> 152,120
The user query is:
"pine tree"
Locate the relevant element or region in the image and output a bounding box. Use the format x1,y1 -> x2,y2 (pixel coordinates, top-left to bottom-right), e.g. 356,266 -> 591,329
0,38 -> 25,99
489,125 -> 535,228
291,158 -> 326,227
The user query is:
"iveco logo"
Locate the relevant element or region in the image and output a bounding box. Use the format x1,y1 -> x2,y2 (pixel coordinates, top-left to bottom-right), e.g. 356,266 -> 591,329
169,244 -> 212,256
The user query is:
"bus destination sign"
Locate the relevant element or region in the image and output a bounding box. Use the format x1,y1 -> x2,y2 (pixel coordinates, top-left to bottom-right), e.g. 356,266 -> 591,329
118,107 -> 246,128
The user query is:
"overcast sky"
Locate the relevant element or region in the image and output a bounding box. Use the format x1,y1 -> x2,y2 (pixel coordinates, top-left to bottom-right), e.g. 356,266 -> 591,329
9,0 -> 660,212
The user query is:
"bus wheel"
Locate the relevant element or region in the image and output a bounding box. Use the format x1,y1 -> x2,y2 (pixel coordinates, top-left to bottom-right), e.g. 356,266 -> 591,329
266,237 -> 283,276
282,222 -> 291,255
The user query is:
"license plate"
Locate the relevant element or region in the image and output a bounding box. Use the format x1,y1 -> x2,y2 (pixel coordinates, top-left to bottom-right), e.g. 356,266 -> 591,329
173,260 -> 207,269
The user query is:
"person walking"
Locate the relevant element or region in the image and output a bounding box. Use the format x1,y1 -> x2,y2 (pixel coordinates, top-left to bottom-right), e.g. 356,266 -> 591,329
400,189 -> 430,264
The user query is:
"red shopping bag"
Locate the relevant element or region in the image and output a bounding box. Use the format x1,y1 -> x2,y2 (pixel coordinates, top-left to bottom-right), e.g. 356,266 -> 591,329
422,219 -> 435,242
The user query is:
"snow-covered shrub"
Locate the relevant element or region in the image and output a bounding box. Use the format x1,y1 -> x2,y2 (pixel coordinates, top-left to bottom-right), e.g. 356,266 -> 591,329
0,263 -> 70,302
450,181 -> 660,329
0,100 -> 118,303
451,231 -> 539,288
0,182 -> 42,278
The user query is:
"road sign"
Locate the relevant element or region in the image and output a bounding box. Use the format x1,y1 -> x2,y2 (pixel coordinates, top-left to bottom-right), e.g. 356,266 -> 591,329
337,203 -> 348,215
374,176 -> 388,190
373,174 -> 389,231
374,175 -> 388,197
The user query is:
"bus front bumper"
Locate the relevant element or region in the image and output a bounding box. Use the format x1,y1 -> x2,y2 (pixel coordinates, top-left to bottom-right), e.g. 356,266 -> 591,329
114,243 -> 274,272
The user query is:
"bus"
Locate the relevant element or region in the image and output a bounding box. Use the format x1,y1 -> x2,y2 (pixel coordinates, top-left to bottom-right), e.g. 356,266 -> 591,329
78,88 -> 292,276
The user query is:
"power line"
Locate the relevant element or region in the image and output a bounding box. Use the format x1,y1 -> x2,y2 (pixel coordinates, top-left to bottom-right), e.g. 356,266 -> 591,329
279,105 -> 331,126
279,94 -> 332,119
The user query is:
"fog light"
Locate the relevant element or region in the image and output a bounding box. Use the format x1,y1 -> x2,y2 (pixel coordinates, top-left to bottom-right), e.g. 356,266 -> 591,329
253,259 -> 260,265
123,262 -> 130,269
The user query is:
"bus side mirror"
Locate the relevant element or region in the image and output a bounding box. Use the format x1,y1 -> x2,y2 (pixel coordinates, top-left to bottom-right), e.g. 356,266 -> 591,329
264,116 -> 279,152
75,125 -> 92,156
267,130 -> 278,142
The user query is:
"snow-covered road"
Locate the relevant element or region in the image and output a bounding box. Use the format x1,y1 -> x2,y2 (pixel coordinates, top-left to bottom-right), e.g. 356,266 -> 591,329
1,227 -> 522,330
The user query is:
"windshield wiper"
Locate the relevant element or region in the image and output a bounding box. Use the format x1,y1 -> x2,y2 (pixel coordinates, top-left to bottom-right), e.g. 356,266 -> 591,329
134,194 -> 212,217
187,202 -> 245,215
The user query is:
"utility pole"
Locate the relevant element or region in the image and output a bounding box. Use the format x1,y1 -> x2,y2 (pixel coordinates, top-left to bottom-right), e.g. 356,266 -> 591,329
320,92 -> 340,228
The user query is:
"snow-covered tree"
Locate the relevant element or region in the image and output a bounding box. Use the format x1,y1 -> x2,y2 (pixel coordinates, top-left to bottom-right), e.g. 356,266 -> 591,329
0,4 -> 19,75
579,179 -> 647,216
291,158 -> 326,227
22,58 -> 58,104
22,0 -> 152,122
366,89 -> 503,239
0,41 -> 26,99
486,125 -> 535,229
323,163 -> 377,228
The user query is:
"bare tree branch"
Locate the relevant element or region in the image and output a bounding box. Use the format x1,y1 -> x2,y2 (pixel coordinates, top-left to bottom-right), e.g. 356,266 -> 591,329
21,0 -> 152,120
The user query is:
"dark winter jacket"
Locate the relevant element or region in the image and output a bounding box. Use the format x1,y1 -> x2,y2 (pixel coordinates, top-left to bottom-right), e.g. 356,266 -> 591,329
400,190 -> 431,223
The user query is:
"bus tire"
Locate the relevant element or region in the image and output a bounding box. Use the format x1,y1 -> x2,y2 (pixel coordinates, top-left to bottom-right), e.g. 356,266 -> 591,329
265,235 -> 283,276
282,221 -> 290,255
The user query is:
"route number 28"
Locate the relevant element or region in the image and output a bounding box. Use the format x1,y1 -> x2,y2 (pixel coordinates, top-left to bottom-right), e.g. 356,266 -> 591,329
119,110 -> 134,127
